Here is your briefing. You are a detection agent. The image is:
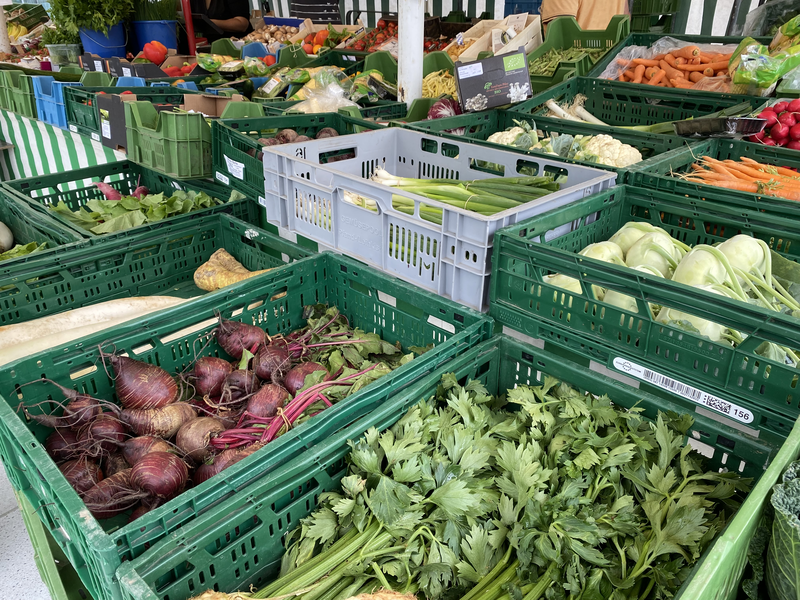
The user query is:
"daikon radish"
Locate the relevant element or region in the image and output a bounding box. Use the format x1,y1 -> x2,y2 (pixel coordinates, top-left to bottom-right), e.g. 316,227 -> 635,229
0,296 -> 186,350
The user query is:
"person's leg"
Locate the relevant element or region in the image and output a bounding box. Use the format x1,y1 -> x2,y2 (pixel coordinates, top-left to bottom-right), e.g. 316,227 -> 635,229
575,0 -> 628,30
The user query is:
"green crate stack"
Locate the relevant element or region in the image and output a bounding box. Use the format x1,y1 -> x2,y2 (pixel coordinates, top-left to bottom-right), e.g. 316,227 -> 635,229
1,160 -> 258,240
777,76 -> 800,98
2,70 -> 36,118
490,184 -> 800,438
630,0 -> 680,32
0,213 -> 311,328
626,138 -> 800,215
0,188 -> 85,275
400,108 -> 690,176
114,333 -> 782,600
14,491 -> 92,600
64,86 -> 200,141
587,32 -> 773,79
527,15 -> 630,93
0,251 -> 491,600
512,77 -> 766,126
125,101 -> 212,179
256,97 -> 407,119
212,112 -> 384,201
5,4 -> 48,30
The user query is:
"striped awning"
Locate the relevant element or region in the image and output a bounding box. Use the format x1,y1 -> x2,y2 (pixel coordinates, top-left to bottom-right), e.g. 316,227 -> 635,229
0,110 -> 122,181
271,0 -> 504,26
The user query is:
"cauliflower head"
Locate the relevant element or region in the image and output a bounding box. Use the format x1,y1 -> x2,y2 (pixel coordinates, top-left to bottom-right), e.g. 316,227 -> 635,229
581,134 -> 642,168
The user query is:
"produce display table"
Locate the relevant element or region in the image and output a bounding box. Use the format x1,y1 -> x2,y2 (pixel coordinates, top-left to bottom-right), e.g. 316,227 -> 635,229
0,108 -> 121,181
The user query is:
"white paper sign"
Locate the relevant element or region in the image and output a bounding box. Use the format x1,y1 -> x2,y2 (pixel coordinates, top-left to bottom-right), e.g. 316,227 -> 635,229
458,63 -> 483,79
224,155 -> 245,180
101,119 -> 111,139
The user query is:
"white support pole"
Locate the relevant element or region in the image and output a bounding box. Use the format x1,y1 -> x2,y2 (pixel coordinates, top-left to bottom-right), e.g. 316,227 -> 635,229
398,0 -> 424,107
0,8 -> 11,55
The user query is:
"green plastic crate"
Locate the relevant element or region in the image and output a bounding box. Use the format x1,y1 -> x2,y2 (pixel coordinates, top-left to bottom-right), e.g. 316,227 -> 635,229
587,32 -> 773,79
400,109 -> 690,176
125,101 -> 212,179
306,49 -> 365,76
631,13 -> 676,33
114,333 -> 781,600
0,83 -> 10,111
776,76 -> 800,99
255,97 -> 407,120
15,491 -> 92,600
6,4 -> 48,30
627,138 -> 800,216
527,15 -> 630,92
0,190 -> 85,276
2,70 -> 36,118
79,71 -> 114,86
512,77 -> 766,126
361,50 -> 456,84
0,251 -> 491,600
491,183 -> 800,437
65,86 -> 200,142
0,212 -> 311,328
2,160 -> 258,240
631,0 -> 680,13
212,112 -> 384,201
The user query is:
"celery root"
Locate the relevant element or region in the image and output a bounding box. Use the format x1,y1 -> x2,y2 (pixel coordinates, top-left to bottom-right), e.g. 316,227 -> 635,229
194,249 -> 274,292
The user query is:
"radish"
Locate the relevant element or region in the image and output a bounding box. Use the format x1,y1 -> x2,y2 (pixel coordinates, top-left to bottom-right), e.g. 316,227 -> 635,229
253,344 -> 292,381
759,110 -> 779,127
83,469 -> 140,519
59,458 -> 103,496
284,362 -> 328,395
122,436 -> 173,466
121,403 -> 196,438
787,140 -> 800,150
790,99 -> 800,113
176,417 -> 225,462
93,182 -> 122,200
45,429 -> 81,462
246,384 -> 290,418
748,130 -> 766,143
778,137 -> 790,146
779,112 -> 796,128
790,123 -> 800,141
772,122 -> 790,140
130,452 -> 188,498
187,356 -> 233,398
215,318 -> 266,360
774,101 -> 789,114
763,137 -> 777,146
100,350 -> 179,410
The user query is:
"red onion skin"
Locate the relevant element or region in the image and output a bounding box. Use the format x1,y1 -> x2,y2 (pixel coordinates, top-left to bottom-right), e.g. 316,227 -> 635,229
254,344 -> 292,381
121,403 -> 196,438
283,362 -> 328,395
215,318 -> 266,360
45,429 -> 81,462
60,459 -> 103,496
122,436 -> 172,466
130,452 -> 188,498
190,357 -> 234,397
102,353 -> 178,410
83,469 -> 135,520
247,384 -> 290,418
176,417 -> 225,462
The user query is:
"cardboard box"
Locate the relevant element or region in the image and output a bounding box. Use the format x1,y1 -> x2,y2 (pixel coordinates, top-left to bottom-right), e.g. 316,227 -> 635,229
455,48 -> 532,112
288,21 -> 365,46
108,50 -> 202,78
181,93 -> 246,117
80,53 -> 110,73
458,14 -> 542,62
96,92 -> 140,153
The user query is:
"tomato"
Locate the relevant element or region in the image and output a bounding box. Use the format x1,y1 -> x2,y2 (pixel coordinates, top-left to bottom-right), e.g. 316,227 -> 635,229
376,19 -> 386,29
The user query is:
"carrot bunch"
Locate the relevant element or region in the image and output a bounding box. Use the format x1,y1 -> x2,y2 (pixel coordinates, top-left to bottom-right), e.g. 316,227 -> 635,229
615,45 -> 733,88
685,156 -> 800,200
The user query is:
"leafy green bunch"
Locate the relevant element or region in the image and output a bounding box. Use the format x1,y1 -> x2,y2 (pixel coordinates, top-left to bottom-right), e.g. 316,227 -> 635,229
134,0 -> 178,23
46,0 -> 134,36
253,374 -> 748,600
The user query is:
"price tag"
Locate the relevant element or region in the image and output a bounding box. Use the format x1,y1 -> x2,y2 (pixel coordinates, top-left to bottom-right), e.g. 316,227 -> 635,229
93,60 -> 103,72
215,171 -> 230,185
263,77 -> 281,94
101,119 -> 111,139
456,32 -> 464,46
258,196 -> 267,207
612,357 -> 754,424
355,27 -> 365,37
224,155 -> 245,180
69,124 -> 77,133
122,67 -> 132,78
91,132 -> 100,142
458,62 -> 483,79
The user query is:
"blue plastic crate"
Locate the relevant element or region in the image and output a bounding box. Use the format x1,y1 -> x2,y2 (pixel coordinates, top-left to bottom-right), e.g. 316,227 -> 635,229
32,77 -> 81,129
505,0 -> 542,15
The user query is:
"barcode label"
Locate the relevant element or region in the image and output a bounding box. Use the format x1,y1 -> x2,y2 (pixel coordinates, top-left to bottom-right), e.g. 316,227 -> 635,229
68,124 -> 77,133
612,357 -> 754,424
215,171 -> 230,185
91,132 -> 100,142
122,67 -> 132,78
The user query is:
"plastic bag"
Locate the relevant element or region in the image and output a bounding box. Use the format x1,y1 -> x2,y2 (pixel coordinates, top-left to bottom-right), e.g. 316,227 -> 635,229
291,83 -> 359,114
598,36 -> 739,82
742,0 -> 800,37
732,42 -> 800,88
770,12 -> 800,51
244,56 -> 271,77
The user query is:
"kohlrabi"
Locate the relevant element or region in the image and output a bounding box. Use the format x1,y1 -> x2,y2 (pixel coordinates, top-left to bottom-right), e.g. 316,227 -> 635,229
603,265 -> 664,315
625,231 -> 685,278
609,222 -> 688,256
655,284 -> 737,343
579,241 -> 626,265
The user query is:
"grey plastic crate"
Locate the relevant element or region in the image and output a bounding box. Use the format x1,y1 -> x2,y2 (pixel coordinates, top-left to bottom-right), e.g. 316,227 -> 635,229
261,128 -> 616,311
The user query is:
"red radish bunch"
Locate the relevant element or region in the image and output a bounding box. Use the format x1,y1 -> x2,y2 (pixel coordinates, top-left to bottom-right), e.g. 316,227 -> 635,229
749,99 -> 800,149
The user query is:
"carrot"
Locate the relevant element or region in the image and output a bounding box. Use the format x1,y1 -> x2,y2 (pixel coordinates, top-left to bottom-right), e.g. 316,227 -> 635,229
675,56 -> 687,66
664,53 -> 678,67
712,53 -> 732,62
647,69 -> 666,85
632,58 -> 660,67
688,72 -> 706,83
660,59 -> 683,81
740,157 -> 800,179
671,78 -> 694,89
674,45 -> 701,59
632,64 -> 646,83
677,61 -> 729,71
715,70 -> 728,77
690,57 -> 702,65
698,52 -> 714,63
618,73 -> 626,81
652,53 -> 666,61
644,66 -> 659,79
701,180 -> 761,193
623,68 -> 637,80
616,58 -> 631,67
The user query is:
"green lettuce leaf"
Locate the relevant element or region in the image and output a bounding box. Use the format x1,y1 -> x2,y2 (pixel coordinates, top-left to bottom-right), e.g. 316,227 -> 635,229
0,241 -> 46,262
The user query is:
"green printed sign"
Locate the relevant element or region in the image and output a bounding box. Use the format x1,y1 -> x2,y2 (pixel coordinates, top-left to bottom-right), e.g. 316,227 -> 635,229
503,53 -> 525,71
